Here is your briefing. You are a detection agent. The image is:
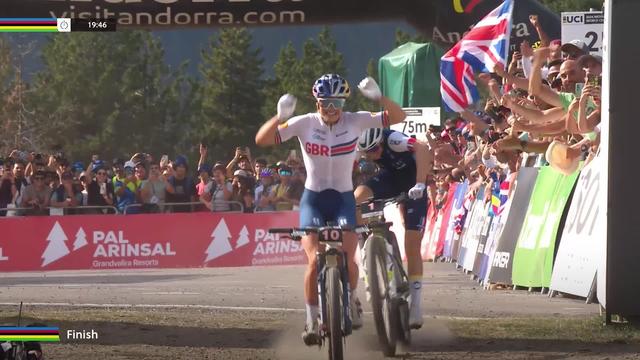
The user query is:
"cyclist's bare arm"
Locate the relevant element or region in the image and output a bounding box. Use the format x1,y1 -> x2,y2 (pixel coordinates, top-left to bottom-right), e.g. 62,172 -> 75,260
380,96 -> 407,125
255,115 -> 281,147
413,140 -> 434,184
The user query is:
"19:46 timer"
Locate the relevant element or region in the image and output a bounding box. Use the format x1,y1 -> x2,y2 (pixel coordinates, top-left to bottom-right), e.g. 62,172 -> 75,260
88,20 -> 109,29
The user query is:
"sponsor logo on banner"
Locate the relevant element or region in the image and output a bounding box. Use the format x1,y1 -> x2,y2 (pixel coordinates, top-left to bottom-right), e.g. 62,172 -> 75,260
492,251 -> 510,268
42,222 -> 71,267
452,0 -> 485,14
251,228 -> 304,266
0,247 -> 8,261
204,218 -> 305,266
41,221 -> 177,269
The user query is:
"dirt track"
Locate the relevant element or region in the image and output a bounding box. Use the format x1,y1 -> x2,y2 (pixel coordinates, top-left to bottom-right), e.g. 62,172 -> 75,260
0,263 -> 637,359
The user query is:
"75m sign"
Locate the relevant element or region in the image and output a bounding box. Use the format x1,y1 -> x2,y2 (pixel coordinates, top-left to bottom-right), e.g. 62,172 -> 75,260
390,107 -> 441,140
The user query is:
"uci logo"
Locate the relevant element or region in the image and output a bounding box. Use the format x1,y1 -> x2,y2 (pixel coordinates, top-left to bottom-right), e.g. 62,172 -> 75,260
452,0 -> 483,14
562,15 -> 584,24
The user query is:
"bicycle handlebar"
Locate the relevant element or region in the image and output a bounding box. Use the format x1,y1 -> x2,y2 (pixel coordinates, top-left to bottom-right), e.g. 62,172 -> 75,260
358,192 -> 408,209
269,221 -> 393,240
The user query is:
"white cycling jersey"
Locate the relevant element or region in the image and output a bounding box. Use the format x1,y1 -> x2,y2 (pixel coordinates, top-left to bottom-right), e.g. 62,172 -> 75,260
276,111 -> 388,192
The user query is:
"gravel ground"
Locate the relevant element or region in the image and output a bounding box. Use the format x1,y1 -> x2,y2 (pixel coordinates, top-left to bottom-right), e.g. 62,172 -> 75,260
0,263 -> 635,359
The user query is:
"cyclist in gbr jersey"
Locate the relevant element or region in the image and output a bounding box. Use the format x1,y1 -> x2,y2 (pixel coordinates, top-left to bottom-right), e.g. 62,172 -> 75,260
255,74 -> 407,345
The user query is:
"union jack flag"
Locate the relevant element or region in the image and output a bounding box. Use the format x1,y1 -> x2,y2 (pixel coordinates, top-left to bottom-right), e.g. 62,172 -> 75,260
440,0 -> 514,112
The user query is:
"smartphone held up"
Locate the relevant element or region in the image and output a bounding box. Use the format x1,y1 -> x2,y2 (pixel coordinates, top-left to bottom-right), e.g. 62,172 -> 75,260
587,73 -> 601,87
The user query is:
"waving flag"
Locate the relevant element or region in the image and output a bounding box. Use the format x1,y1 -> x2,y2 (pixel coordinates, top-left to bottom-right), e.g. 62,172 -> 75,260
440,0 -> 514,112
490,178 -> 511,216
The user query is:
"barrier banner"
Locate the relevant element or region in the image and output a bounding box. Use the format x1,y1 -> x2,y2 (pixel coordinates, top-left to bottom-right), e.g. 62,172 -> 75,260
481,203 -> 506,284
459,186 -> 485,271
550,155 -> 603,298
421,202 -> 439,259
486,167 -> 539,285
0,211 -> 303,272
512,166 -> 579,288
435,183 -> 458,258
473,203 -> 493,280
426,210 -> 444,261
444,180 -> 469,260
467,200 -> 489,275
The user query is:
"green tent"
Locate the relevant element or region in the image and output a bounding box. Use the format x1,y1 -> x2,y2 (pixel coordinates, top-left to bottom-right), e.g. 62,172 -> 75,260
378,42 -> 444,110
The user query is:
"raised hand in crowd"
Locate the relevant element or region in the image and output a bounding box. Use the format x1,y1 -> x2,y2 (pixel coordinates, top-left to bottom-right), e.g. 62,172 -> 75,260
529,14 -> 539,29
520,40 -> 534,59
198,142 -> 207,169
508,51 -> 522,75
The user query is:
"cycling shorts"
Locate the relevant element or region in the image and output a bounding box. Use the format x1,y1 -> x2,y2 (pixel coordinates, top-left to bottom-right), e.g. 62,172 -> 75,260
299,188 -> 356,228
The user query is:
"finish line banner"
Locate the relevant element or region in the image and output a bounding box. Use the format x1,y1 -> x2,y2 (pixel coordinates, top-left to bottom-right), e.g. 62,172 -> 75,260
0,211 -> 303,272
0,0 -> 559,50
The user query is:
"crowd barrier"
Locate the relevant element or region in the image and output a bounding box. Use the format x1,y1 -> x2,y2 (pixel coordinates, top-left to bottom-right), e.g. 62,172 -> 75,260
397,153 -> 605,304
0,210 -> 304,272
0,159 -> 605,305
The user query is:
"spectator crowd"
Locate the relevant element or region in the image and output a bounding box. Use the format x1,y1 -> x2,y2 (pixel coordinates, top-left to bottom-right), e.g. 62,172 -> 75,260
0,143 -> 314,216
0,16 -> 601,219
423,14 -> 601,213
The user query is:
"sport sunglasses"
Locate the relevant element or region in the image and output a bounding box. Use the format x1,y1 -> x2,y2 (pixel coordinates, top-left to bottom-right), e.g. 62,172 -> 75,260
318,98 -> 346,109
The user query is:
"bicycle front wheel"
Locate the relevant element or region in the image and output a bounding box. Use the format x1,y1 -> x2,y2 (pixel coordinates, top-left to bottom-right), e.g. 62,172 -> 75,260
326,266 -> 344,360
366,235 -> 397,356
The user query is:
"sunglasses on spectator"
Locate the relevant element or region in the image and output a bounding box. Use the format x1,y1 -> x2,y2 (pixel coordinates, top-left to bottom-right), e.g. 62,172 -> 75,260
318,98 -> 346,109
97,171 -> 107,176
34,177 -> 44,181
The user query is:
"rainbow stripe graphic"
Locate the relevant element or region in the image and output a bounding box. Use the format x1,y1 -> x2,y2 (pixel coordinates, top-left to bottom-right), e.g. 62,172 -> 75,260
0,18 -> 58,32
0,327 -> 61,342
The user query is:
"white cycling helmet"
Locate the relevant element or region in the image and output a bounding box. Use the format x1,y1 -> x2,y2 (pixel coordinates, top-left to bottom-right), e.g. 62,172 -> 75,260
357,128 -> 384,152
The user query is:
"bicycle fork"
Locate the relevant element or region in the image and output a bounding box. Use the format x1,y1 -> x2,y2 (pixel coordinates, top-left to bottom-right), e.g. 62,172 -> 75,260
317,248 -> 352,340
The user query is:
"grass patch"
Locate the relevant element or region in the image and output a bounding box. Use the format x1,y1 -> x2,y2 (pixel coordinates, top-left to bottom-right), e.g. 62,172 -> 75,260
448,316 -> 640,344
0,306 -> 287,329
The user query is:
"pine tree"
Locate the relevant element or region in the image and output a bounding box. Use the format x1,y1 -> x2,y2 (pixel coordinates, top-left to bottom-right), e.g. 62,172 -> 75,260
395,29 -> 428,47
537,0 -> 603,12
27,31 -> 192,161
366,58 -> 379,83
0,36 -> 11,94
205,218 -> 233,263
199,27 -> 265,161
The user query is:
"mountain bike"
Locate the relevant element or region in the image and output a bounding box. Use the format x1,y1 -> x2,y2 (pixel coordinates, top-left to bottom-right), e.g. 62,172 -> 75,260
358,193 -> 411,356
269,225 -> 353,360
